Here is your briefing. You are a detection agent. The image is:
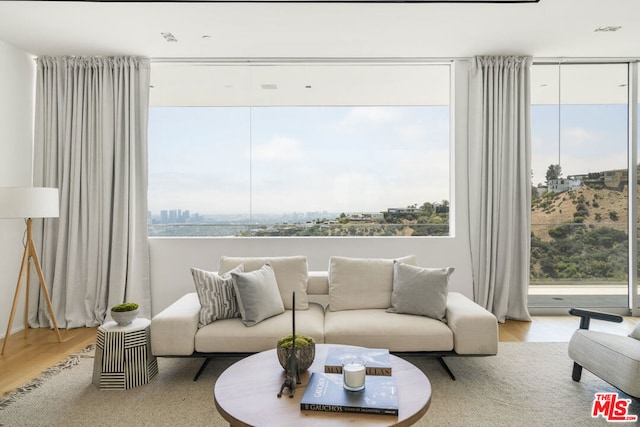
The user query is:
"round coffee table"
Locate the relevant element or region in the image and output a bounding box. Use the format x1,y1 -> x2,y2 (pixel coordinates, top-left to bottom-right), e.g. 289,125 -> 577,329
214,344 -> 431,426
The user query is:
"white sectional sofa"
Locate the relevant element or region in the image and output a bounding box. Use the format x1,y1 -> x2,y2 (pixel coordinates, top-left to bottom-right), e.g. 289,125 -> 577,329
151,255 -> 498,379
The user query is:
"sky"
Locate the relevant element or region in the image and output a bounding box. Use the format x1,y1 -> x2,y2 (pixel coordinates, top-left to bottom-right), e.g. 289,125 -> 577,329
531,104 -> 628,187
147,74 -> 633,219
148,106 -> 451,216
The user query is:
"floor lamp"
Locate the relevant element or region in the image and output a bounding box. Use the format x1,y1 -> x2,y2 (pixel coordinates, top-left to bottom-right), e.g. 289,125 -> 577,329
0,187 -> 62,355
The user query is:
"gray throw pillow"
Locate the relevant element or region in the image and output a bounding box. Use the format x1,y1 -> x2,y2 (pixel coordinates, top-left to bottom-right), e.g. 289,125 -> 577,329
387,262 -> 454,321
191,265 -> 244,328
231,262 -> 285,326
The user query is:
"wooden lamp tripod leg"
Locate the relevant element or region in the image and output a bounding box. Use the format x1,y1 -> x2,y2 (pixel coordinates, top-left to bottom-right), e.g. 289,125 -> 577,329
1,219 -> 62,356
29,238 -> 62,343
1,242 -> 30,356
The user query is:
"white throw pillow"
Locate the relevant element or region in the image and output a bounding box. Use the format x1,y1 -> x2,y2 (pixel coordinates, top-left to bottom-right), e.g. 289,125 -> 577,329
328,255 -> 417,311
219,256 -> 309,310
387,262 -> 454,321
231,263 -> 285,326
191,265 -> 243,328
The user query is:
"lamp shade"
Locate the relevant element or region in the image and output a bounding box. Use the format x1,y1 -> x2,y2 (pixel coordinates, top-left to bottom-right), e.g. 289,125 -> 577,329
0,187 -> 59,219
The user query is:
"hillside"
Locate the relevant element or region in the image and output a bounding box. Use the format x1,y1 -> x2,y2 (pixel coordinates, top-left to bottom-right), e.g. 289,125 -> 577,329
530,185 -> 636,280
531,185 -> 633,242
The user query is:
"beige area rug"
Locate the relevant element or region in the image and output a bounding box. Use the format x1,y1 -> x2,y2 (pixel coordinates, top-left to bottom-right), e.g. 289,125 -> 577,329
0,342 -> 638,427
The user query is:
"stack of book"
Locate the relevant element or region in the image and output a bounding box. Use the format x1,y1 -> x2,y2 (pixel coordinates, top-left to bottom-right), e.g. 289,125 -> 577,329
323,347 -> 392,376
300,347 -> 398,416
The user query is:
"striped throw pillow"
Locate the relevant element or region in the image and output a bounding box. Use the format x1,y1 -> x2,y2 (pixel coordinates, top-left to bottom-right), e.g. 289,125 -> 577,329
191,265 -> 244,328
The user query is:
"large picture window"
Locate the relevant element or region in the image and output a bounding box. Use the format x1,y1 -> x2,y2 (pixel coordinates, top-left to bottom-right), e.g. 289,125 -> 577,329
148,64 -> 451,237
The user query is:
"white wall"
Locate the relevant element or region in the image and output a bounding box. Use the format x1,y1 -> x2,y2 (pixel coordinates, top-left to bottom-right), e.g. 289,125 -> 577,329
0,41 -> 35,339
148,60 -> 473,316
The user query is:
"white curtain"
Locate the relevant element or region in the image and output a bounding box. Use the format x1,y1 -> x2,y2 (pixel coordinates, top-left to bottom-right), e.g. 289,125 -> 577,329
31,56 -> 151,328
468,56 -> 532,323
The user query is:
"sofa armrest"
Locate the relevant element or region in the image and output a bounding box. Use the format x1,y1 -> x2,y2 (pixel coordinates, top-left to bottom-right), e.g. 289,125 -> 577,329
446,292 -> 498,355
569,308 -> 623,330
151,292 -> 200,356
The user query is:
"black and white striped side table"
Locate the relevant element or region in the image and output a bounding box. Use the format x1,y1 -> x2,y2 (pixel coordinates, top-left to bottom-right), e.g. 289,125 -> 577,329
92,318 -> 158,390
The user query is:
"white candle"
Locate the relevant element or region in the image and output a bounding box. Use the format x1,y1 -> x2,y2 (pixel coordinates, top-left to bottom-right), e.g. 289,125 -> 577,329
343,361 -> 366,391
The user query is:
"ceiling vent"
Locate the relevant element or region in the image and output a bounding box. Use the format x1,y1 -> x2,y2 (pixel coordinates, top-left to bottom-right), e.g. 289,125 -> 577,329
161,32 -> 178,42
594,26 -> 622,32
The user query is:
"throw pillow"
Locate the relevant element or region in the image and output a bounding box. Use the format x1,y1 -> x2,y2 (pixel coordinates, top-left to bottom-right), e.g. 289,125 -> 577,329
328,255 -> 417,311
218,256 -> 309,310
629,322 -> 640,340
231,262 -> 285,326
191,265 -> 244,328
387,262 -> 454,321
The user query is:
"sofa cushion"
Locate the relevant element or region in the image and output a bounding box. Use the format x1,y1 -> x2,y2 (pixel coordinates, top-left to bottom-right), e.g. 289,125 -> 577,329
328,255 -> 416,311
231,263 -> 285,326
219,256 -> 309,310
324,308 -> 454,352
195,303 -> 325,353
191,265 -> 243,328
387,262 -> 454,321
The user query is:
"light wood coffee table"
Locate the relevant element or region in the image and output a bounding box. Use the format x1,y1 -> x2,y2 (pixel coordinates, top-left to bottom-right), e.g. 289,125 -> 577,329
214,344 -> 431,426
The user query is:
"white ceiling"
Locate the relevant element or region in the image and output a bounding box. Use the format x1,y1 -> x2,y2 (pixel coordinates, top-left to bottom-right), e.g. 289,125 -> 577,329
0,0 -> 638,59
0,1 -> 637,106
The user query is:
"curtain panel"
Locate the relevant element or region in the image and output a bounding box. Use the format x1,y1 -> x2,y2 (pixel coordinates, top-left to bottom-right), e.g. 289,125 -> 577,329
468,56 -> 532,323
32,56 -> 151,328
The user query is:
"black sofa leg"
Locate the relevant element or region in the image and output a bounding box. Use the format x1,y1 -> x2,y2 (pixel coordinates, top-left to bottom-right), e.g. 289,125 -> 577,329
439,357 -> 456,380
572,362 -> 583,382
194,357 -> 212,381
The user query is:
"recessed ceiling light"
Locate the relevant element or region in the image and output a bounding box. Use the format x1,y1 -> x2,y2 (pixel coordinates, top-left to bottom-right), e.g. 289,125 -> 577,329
161,32 -> 178,42
261,84 -> 278,90
594,26 -> 622,32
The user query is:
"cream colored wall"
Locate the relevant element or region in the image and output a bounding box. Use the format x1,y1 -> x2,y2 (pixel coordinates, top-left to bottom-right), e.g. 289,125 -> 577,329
0,41 -> 35,339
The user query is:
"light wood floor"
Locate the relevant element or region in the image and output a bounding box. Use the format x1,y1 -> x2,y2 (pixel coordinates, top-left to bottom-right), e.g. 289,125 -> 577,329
0,315 -> 638,398
0,326 -> 97,397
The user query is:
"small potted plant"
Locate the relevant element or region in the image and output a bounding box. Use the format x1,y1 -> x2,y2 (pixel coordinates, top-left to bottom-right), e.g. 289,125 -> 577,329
276,334 -> 316,372
110,302 -> 139,326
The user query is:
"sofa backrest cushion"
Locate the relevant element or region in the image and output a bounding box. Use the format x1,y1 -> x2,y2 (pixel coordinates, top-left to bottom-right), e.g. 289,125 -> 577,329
328,255 -> 417,311
218,255 -> 309,310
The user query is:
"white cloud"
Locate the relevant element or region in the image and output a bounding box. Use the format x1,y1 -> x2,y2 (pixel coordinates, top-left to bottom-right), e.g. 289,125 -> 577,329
252,136 -> 304,162
332,173 -> 382,212
337,107 -> 400,130
562,127 -> 598,145
396,124 -> 428,140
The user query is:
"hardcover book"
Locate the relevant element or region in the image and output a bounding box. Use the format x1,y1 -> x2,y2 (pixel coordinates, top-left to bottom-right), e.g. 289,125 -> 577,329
300,372 -> 399,416
324,347 -> 392,376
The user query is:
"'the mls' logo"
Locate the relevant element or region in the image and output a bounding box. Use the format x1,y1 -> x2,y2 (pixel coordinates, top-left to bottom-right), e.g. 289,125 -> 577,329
592,393 -> 638,423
